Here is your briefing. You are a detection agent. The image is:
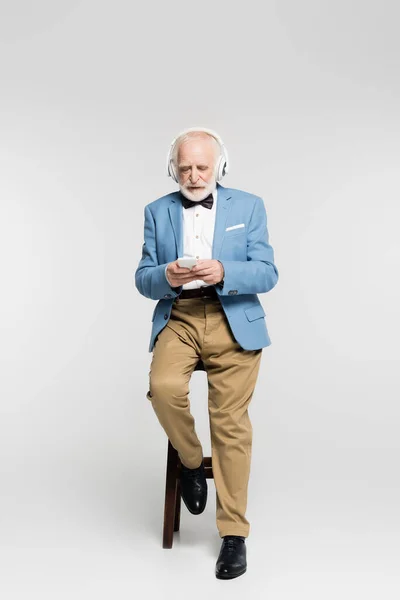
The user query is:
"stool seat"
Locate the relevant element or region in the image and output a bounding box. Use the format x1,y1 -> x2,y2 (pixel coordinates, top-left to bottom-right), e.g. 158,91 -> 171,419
163,439 -> 213,549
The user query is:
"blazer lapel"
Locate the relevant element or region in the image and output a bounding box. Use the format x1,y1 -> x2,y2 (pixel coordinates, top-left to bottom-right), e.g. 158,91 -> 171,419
168,183 -> 232,260
168,193 -> 183,258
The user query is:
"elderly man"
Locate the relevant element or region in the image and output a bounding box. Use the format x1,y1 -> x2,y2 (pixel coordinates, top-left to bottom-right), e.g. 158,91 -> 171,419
134,127 -> 279,579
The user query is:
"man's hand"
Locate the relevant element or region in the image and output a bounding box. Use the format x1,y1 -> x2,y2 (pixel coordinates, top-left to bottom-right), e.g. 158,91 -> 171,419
190,259 -> 224,285
166,260 -> 199,288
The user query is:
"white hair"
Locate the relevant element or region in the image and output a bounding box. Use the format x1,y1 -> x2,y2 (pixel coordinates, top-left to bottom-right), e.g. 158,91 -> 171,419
171,130 -> 221,168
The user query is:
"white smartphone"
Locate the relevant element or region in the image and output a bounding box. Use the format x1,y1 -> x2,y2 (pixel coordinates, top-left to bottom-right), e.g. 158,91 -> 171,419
177,257 -> 198,269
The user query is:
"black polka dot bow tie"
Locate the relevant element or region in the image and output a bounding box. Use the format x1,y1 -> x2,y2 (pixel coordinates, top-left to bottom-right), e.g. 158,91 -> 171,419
180,193 -> 214,210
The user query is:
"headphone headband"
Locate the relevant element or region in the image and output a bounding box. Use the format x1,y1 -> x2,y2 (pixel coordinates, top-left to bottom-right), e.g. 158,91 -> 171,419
166,126 -> 229,183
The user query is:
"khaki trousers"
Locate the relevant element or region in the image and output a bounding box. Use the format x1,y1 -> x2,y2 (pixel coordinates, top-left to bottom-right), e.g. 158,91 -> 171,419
146,296 -> 262,538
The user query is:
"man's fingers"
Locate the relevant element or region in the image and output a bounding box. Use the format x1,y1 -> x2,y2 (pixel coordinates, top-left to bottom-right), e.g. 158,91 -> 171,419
171,264 -> 193,272
169,266 -> 192,275
173,273 -> 197,282
192,267 -> 213,275
174,270 -> 195,277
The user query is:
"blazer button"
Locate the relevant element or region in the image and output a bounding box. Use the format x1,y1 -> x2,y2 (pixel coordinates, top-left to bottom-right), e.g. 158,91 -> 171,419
164,294 -> 171,298
164,314 -> 168,320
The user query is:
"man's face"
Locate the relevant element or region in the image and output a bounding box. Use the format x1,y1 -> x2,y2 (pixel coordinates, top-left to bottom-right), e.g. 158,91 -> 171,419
176,137 -> 218,201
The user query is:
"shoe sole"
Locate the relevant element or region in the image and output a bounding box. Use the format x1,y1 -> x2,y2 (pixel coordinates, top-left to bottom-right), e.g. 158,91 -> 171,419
215,567 -> 247,580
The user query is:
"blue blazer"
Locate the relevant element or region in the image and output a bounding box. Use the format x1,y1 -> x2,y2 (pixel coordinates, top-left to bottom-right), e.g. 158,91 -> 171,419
134,183 -> 279,352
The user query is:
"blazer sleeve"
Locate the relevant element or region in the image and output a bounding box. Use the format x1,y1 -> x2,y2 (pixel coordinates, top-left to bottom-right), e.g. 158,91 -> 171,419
134,205 -> 182,300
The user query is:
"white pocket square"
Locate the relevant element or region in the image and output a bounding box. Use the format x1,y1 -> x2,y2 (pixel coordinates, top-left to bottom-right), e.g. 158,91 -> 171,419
225,223 -> 245,231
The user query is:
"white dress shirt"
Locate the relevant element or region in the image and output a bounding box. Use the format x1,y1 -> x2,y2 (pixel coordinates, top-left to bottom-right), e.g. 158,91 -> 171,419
165,187 -> 218,289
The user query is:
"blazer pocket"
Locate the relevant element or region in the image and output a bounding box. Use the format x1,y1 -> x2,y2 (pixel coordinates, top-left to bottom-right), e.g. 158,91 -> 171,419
224,226 -> 246,238
244,305 -> 266,322
226,223 -> 245,231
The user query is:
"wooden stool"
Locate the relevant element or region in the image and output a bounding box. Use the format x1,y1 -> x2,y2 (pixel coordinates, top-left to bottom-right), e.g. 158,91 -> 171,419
162,358 -> 213,549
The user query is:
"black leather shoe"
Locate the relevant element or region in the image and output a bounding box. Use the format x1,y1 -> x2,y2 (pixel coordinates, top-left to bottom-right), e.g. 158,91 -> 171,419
215,535 -> 247,579
179,460 -> 207,515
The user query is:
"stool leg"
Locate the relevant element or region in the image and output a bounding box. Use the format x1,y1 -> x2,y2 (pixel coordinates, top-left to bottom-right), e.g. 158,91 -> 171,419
163,440 -> 179,549
174,477 -> 182,532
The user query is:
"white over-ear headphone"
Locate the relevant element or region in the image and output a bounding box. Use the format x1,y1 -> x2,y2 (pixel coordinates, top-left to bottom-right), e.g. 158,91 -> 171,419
166,126 -> 230,183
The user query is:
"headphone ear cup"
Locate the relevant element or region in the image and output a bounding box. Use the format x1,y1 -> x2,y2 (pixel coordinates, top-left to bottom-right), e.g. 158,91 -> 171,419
216,156 -> 227,181
166,140 -> 178,182
169,158 -> 178,183
214,156 -> 222,181
220,143 -> 229,179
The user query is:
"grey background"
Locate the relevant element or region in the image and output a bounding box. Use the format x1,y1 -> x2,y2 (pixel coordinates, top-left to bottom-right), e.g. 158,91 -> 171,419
1,1 -> 399,598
